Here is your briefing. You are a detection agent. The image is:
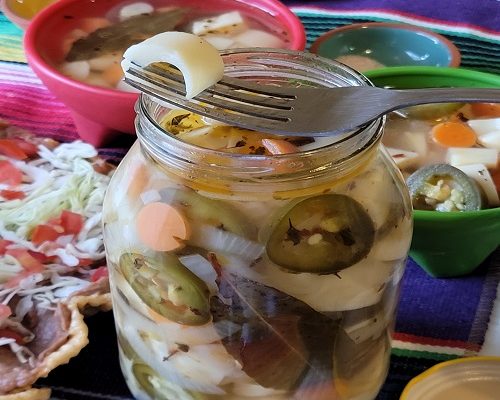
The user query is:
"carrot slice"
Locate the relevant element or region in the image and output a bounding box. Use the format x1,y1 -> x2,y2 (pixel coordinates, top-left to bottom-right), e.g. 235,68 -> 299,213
136,202 -> 189,251
102,63 -> 124,87
261,138 -> 299,155
127,163 -> 149,199
431,121 -> 477,148
470,103 -> 500,118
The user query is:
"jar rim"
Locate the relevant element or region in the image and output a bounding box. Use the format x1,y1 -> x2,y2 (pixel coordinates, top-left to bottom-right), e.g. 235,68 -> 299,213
135,48 -> 385,189
137,47 -> 384,153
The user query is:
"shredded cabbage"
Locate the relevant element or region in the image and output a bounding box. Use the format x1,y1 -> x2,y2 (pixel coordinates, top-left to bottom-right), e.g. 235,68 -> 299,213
0,139 -> 112,354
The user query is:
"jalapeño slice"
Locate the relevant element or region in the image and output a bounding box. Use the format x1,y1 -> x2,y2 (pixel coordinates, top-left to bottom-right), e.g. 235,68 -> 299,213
406,164 -> 482,211
266,194 -> 375,274
120,253 -> 211,326
132,363 -> 202,400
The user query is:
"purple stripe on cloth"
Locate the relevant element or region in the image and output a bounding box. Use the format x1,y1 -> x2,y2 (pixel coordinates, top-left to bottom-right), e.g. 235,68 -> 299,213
284,0 -> 500,34
395,255 -> 500,345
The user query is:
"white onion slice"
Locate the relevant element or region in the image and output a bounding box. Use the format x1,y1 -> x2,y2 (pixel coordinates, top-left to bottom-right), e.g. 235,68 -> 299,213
178,254 -> 219,295
189,224 -> 264,260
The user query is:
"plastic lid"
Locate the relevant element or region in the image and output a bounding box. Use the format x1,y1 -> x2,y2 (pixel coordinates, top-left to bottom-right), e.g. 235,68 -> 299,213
401,357 -> 500,400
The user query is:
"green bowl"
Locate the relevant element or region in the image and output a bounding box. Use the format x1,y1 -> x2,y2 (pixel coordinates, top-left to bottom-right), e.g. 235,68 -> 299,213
365,66 -> 500,278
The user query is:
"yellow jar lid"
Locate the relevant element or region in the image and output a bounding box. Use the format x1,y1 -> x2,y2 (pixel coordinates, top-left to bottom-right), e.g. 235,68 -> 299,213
400,356 -> 500,400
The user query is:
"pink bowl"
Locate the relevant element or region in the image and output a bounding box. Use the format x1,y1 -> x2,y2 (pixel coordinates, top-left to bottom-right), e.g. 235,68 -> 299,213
24,0 -> 306,146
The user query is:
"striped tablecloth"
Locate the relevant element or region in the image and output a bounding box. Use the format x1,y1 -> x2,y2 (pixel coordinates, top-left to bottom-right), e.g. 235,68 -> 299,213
0,3 -> 500,399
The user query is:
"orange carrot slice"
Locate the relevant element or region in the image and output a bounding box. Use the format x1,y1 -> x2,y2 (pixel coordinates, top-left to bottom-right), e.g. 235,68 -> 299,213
261,138 -> 299,155
79,17 -> 111,33
127,163 -> 149,199
102,63 -> 124,87
470,103 -> 500,118
136,202 -> 189,251
431,121 -> 477,148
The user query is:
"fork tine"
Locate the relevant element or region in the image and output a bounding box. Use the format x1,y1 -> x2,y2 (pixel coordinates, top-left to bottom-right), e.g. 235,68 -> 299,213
126,76 -> 292,133
145,63 -> 296,102
125,64 -> 292,120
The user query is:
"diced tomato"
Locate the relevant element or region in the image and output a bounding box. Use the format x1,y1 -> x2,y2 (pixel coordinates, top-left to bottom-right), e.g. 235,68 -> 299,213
0,328 -> 24,344
0,160 -> 23,186
0,189 -> 25,200
11,138 -> 38,158
90,266 -> 108,282
0,239 -> 13,255
31,224 -> 62,245
78,258 -> 94,266
6,249 -> 45,273
0,304 -> 12,319
0,139 -> 30,159
60,210 -> 84,234
28,250 -> 56,264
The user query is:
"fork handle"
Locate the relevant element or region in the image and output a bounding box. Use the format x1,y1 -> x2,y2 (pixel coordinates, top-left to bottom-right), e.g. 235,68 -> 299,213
391,88 -> 500,109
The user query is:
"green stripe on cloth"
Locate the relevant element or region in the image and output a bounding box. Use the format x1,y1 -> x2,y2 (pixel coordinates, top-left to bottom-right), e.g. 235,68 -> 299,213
0,14 -> 25,63
391,348 -> 459,362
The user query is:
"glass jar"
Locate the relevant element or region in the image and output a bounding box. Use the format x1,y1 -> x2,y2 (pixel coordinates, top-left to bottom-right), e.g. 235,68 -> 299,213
102,49 -> 413,400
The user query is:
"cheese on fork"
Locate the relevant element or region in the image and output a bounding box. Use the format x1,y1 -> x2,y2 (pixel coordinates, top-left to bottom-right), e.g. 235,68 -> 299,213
122,32 -> 224,98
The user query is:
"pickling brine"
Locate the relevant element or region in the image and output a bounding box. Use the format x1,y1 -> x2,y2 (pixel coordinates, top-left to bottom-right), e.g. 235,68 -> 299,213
102,50 -> 413,400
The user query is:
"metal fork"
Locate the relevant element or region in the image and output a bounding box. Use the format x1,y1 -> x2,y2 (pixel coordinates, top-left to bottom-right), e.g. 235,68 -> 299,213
124,62 -> 500,137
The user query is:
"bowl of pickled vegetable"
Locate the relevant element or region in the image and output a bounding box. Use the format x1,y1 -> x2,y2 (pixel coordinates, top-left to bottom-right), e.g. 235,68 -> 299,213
365,66 -> 500,277
23,0 -> 306,146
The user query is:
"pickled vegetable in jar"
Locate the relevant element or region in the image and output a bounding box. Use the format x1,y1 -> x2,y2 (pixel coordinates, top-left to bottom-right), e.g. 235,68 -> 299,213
102,49 -> 413,400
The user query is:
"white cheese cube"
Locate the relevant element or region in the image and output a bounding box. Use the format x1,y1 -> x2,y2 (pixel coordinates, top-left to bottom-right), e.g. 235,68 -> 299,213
119,2 -> 154,21
477,130 -> 500,150
233,29 -> 284,48
385,147 -> 421,169
191,11 -> 247,36
61,61 -> 90,81
203,35 -> 235,50
456,163 -> 499,207
467,117 -> 500,136
447,147 -> 498,169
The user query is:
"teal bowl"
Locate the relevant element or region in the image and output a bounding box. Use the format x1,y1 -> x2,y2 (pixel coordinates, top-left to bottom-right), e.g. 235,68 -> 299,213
311,23 -> 461,72
365,66 -> 500,278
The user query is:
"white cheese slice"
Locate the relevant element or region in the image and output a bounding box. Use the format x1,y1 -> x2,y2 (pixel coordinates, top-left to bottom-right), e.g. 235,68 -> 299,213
122,32 -> 224,98
191,11 -> 247,36
455,163 -> 500,207
447,147 -> 498,169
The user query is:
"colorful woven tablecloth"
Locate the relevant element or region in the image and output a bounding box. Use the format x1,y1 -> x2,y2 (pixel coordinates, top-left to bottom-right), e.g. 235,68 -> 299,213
1,2 -> 500,399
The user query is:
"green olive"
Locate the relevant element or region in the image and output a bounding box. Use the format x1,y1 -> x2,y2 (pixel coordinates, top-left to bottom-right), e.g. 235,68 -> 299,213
120,253 -> 211,326
160,188 -> 251,237
266,194 -> 375,274
132,363 -> 202,400
401,103 -> 464,120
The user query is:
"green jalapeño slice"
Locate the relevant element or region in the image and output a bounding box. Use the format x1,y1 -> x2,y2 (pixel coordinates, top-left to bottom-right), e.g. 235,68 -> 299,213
266,194 -> 375,274
120,253 -> 211,325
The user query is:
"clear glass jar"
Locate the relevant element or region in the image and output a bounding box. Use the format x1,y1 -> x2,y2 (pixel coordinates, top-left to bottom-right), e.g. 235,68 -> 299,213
102,49 -> 413,400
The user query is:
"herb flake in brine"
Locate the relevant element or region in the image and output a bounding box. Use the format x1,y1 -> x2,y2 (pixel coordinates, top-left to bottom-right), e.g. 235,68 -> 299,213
65,8 -> 188,61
